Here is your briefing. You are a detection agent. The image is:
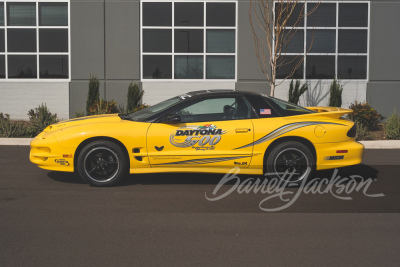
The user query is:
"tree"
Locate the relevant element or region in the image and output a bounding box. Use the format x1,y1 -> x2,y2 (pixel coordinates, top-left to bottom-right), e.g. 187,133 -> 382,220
249,0 -> 320,96
86,74 -> 100,115
328,77 -> 343,107
127,82 -> 144,113
288,79 -> 308,105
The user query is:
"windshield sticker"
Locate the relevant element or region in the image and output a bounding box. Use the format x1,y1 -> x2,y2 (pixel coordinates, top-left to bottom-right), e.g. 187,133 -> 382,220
260,109 -> 271,115
170,124 -> 227,149
179,94 -> 192,100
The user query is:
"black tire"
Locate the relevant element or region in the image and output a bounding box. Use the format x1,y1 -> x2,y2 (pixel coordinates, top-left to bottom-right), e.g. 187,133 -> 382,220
265,141 -> 315,184
77,140 -> 128,187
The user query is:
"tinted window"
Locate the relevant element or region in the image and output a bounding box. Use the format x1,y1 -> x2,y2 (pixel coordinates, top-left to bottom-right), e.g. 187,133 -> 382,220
175,29 -> 203,53
282,30 -> 303,54
275,3 -> 304,27
338,56 -> 367,80
268,97 -> 315,116
129,97 -> 183,122
276,56 -> 303,80
143,55 -> 172,79
7,2 -> 36,26
206,56 -> 235,79
207,30 -> 235,53
8,55 -> 37,78
143,2 -> 172,26
143,29 -> 172,53
40,55 -> 68,79
339,3 -> 368,27
307,30 -> 336,53
338,30 -> 368,53
306,56 -> 335,79
0,29 -> 4,52
8,29 -> 36,52
39,29 -> 68,52
0,3 -> 4,26
175,56 -> 203,79
206,3 -> 235,26
307,3 -> 336,27
245,94 -> 278,118
174,2 -> 203,26
39,2 -> 68,26
0,55 -> 5,78
175,97 -> 251,122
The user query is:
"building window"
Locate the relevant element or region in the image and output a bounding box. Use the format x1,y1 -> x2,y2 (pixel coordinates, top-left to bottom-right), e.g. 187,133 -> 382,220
141,0 -> 237,80
277,1 -> 369,80
0,1 -> 69,80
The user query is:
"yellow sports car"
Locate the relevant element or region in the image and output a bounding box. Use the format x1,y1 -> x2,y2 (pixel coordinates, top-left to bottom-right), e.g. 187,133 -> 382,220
30,90 -> 364,186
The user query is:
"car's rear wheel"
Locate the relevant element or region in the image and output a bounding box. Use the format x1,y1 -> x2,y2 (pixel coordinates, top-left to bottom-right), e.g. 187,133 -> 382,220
77,141 -> 128,187
265,141 -> 315,184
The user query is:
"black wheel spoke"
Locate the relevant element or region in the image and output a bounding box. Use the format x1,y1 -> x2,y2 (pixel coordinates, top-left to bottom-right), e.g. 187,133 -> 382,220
84,147 -> 120,183
88,165 -> 97,174
274,147 -> 310,182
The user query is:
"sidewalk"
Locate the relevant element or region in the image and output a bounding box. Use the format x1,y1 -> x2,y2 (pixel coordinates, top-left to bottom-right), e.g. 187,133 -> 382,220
1,138 -> 400,149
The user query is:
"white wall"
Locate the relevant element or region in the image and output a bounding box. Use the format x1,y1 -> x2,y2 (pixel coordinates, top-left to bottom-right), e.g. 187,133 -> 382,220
142,81 -> 236,105
0,82 -> 69,120
273,80 -> 367,109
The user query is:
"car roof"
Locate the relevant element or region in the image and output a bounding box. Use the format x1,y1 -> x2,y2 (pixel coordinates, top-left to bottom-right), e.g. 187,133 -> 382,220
185,89 -> 267,98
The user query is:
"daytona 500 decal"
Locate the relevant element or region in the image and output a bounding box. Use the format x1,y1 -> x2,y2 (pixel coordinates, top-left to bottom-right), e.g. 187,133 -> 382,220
170,124 -> 227,150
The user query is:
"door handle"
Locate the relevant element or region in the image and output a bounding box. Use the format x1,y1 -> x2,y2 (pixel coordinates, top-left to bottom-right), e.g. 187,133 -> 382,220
236,128 -> 250,133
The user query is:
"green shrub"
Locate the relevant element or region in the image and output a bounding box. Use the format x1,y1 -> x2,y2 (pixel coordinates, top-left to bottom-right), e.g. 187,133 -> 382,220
89,99 -> 119,115
28,103 -> 59,136
132,104 -> 149,112
127,82 -> 144,113
86,74 -> 100,115
75,110 -> 85,118
384,110 -> 400,140
348,101 -> 383,130
355,122 -> 371,141
118,104 -> 126,114
0,113 -> 29,137
288,79 -> 308,105
329,78 -> 343,107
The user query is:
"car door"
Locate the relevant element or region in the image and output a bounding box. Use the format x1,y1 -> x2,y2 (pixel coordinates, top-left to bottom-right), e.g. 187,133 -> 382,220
146,96 -> 254,168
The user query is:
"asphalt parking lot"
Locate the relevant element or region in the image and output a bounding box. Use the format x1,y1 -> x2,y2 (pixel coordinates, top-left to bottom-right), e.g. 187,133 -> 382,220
1,146 -> 399,266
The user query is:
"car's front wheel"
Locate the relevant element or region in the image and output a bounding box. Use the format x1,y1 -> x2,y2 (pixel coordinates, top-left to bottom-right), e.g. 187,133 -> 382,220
77,141 -> 128,187
265,141 -> 315,184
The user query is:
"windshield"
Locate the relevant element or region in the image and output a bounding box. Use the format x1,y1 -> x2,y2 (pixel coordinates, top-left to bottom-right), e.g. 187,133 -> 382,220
128,97 -> 183,121
268,97 -> 316,116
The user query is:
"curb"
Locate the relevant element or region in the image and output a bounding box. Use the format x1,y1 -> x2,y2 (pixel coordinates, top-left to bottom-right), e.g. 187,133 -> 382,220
0,138 -> 33,146
359,140 -> 400,149
1,138 -> 400,149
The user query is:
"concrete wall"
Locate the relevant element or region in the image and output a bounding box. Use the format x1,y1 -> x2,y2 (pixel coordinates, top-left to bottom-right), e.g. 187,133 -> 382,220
69,0 -> 140,118
142,82 -> 236,105
368,0 -> 400,117
0,82 -> 69,120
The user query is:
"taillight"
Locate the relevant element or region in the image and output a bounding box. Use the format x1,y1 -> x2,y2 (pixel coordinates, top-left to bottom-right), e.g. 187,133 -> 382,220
347,123 -> 357,137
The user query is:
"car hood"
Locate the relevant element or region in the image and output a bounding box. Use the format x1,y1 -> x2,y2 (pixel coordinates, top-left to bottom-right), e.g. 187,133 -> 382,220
42,114 -> 123,133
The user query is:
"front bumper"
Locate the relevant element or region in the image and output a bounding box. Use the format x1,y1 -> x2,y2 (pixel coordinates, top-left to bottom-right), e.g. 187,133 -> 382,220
30,133 -> 75,172
315,139 -> 365,170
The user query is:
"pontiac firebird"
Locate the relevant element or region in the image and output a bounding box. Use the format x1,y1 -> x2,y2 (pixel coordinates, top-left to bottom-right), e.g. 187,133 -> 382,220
30,90 -> 364,186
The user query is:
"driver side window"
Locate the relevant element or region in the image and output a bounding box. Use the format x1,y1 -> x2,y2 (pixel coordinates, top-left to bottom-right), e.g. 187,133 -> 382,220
173,97 -> 251,123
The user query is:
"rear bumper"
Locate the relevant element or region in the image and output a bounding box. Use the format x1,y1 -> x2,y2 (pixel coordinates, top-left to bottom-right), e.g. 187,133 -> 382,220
30,134 -> 75,172
315,140 -> 364,170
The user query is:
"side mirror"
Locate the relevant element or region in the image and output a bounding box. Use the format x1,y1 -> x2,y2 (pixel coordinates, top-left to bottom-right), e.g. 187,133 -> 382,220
165,114 -> 181,123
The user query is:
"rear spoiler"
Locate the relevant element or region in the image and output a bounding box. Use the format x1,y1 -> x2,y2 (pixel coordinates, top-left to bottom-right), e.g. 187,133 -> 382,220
305,106 -> 353,120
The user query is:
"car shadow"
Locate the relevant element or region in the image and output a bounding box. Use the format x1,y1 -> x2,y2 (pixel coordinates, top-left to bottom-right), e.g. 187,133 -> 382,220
47,171 -> 86,184
47,163 -> 379,187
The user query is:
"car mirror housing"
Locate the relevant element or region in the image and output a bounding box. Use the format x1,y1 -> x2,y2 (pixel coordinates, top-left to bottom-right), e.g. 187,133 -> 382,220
165,114 -> 181,123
